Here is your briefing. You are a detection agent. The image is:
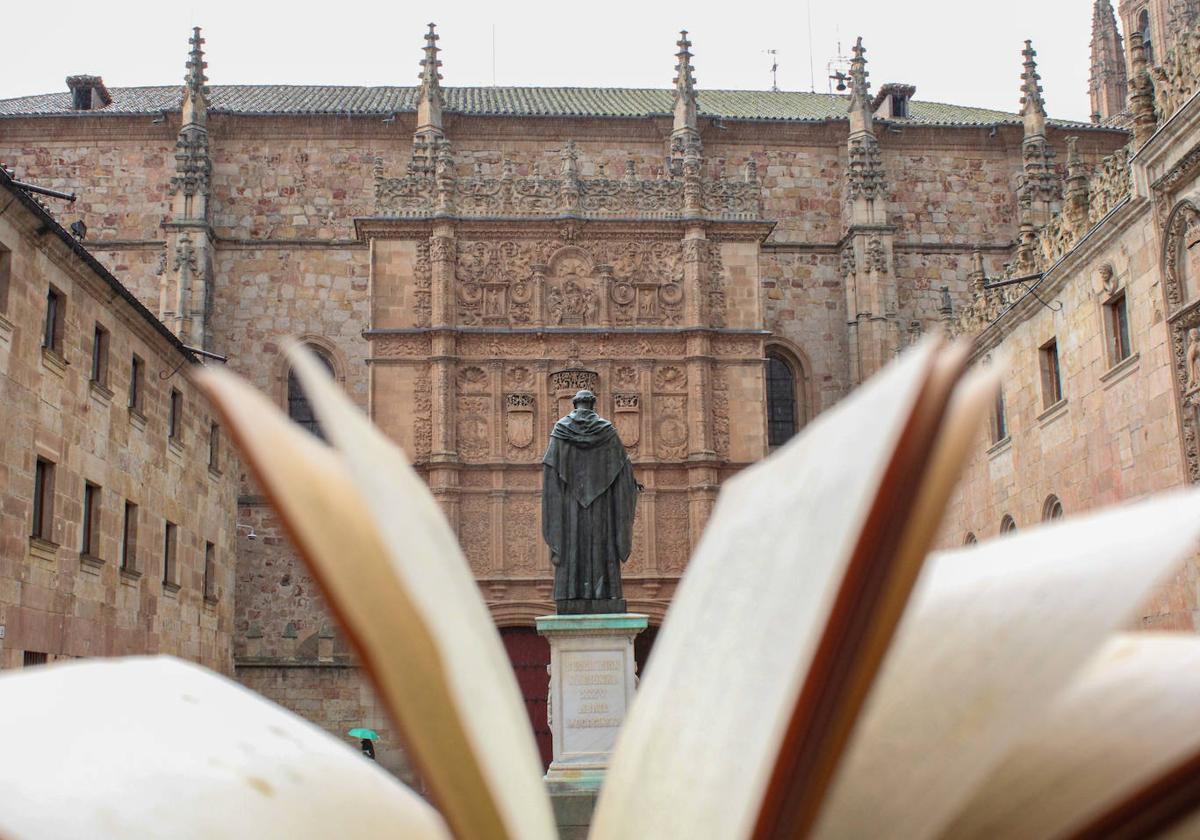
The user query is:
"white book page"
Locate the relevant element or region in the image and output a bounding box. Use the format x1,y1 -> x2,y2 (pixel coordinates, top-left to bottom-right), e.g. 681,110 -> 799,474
0,657 -> 450,840
592,339 -> 941,840
944,633 -> 1200,839
814,491 -> 1200,840
286,347 -> 557,840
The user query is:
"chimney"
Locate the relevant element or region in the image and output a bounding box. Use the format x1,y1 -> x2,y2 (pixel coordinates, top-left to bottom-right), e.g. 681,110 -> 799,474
872,83 -> 916,119
65,75 -> 112,111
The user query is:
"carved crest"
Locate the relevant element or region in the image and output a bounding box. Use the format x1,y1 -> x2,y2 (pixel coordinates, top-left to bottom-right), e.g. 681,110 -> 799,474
504,393 -> 535,449
613,393 -> 641,447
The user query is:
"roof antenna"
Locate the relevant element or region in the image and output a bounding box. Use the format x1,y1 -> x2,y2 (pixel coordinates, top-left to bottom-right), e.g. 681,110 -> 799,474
767,49 -> 779,92
807,0 -> 815,92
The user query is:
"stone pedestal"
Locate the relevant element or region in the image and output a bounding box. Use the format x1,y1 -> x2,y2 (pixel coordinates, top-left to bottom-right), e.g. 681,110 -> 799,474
536,613 -> 647,794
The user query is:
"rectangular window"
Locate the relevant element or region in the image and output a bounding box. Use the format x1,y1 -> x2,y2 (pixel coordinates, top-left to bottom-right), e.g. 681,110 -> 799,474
129,355 -> 144,413
91,324 -> 110,388
163,520 -> 178,586
992,387 -> 1008,443
43,286 -> 64,353
121,501 -> 138,571
204,541 -> 217,601
209,423 -> 220,471
0,241 -> 11,313
81,481 -> 101,558
1039,339 -> 1063,408
168,388 -> 183,441
31,457 -> 55,542
22,651 -> 48,667
1106,291 -> 1132,365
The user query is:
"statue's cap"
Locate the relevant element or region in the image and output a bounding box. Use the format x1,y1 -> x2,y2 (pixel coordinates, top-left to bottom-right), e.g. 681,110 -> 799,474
572,389 -> 597,405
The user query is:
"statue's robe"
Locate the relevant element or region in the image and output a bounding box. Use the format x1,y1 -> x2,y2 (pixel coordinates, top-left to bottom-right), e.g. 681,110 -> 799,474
542,408 -> 639,605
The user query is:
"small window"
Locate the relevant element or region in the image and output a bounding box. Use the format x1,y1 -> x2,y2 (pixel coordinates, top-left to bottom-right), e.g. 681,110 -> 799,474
91,324 -> 110,388
208,423 -> 221,471
81,481 -> 101,558
121,501 -> 138,571
287,348 -> 336,439
129,355 -> 145,413
22,651 -> 48,667
1105,291 -> 1131,365
1000,514 -> 1018,535
31,457 -> 55,542
0,241 -> 11,313
992,387 -> 1009,443
1039,339 -> 1063,408
964,532 -> 978,546
1043,495 -> 1064,522
168,388 -> 183,441
891,94 -> 909,118
43,286 -> 64,354
766,352 -> 800,448
163,520 -> 178,586
204,541 -> 217,602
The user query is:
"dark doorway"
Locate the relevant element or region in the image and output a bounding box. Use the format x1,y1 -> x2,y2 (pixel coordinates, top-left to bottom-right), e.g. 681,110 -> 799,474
501,626 -> 553,769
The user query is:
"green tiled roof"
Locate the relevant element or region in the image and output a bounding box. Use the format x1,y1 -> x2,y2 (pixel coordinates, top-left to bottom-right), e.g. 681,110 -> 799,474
0,84 -> 1098,129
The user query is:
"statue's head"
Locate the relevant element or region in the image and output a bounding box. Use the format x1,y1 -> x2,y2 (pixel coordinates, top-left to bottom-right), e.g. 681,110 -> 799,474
572,389 -> 597,410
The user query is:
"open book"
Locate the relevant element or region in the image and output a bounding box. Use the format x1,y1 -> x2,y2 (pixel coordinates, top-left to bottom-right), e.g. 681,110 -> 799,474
4,335 -> 1200,840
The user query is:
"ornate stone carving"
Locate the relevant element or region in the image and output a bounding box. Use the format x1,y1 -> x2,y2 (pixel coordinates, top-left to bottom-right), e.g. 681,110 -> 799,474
168,127 -> 211,199
504,496 -> 541,574
847,133 -> 886,201
456,365 -> 489,393
653,365 -> 687,391
655,395 -> 689,460
613,393 -> 641,449
374,144 -> 761,221
412,371 -> 432,460
371,334 -> 431,358
458,496 -> 492,573
655,492 -> 691,573
413,240 -> 432,327
1154,22 -> 1200,123
504,392 -> 535,450
1164,201 -> 1200,310
712,366 -> 730,460
549,368 -> 599,394
456,395 -> 491,460
614,365 -> 639,389
866,235 -> 888,274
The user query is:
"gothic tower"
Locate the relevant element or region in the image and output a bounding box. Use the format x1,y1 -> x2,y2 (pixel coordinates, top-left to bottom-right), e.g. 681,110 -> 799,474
1090,0 -> 1128,122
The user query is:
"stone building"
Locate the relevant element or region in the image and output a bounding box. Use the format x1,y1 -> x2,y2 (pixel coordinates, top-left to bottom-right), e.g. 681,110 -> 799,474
941,0 -> 1200,634
0,166 -> 237,673
1,5 -> 1182,773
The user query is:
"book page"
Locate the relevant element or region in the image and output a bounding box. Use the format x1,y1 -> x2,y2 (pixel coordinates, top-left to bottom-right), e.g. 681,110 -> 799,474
196,355 -> 556,840
0,657 -> 450,840
943,633 -> 1200,839
813,491 -> 1200,839
592,338 -> 945,840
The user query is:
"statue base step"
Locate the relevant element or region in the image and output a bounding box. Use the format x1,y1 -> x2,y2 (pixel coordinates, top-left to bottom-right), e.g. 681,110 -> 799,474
536,613 -> 647,799
556,597 -> 627,614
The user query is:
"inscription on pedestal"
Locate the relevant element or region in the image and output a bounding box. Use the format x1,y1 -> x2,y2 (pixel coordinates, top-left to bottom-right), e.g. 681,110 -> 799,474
562,650 -> 626,749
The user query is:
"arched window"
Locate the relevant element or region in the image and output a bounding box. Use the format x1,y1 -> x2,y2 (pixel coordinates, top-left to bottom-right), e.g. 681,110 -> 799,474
1139,9 -> 1155,66
1042,495 -> 1064,522
964,532 -> 978,546
287,347 -> 336,439
766,349 -> 808,449
1000,514 -> 1017,535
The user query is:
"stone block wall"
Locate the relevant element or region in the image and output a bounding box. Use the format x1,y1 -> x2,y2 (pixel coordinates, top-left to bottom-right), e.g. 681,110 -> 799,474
0,182 -> 237,672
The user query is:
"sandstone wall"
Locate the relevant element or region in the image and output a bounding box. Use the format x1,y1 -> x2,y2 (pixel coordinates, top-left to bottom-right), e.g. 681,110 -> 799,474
0,187 -> 237,672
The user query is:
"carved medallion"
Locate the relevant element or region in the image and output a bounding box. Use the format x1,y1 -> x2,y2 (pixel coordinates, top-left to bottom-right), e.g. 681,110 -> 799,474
505,393 -> 535,449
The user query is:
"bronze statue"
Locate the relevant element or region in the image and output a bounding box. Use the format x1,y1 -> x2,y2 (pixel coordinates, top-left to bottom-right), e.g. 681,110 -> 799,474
542,389 -> 640,614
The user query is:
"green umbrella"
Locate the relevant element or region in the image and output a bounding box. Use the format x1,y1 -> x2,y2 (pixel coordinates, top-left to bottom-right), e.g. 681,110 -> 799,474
348,728 -> 378,741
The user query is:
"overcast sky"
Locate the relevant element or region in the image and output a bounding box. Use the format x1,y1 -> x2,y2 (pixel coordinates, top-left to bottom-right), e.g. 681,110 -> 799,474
1,1 -> 1111,122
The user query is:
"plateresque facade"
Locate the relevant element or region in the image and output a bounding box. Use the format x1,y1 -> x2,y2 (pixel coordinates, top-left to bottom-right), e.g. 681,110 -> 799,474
5,3 -> 1200,776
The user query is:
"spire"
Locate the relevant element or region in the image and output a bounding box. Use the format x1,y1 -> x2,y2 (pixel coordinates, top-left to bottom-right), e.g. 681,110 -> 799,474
671,30 -> 700,158
847,36 -> 873,136
416,22 -> 444,137
1064,136 -> 1091,232
1020,39 -> 1047,138
1128,27 -> 1159,146
1089,0 -> 1127,122
181,26 -> 210,126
